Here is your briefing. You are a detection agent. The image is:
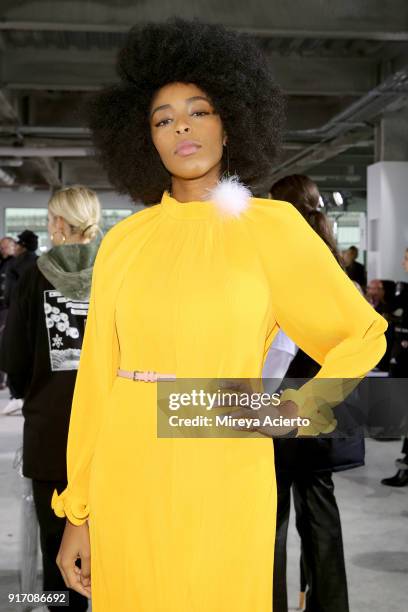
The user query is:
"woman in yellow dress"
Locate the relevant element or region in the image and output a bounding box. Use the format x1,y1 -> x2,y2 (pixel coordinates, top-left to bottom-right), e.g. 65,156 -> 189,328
51,19 -> 388,612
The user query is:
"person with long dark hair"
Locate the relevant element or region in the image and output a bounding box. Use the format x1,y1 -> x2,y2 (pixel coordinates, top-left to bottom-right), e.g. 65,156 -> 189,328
50,21 -> 387,612
269,174 -> 363,612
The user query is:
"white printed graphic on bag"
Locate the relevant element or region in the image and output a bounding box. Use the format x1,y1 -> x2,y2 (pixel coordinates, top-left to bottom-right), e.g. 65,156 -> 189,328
43,289 -> 89,371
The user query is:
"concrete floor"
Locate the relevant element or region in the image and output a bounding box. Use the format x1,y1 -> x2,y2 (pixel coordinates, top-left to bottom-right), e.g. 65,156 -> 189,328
0,389 -> 407,612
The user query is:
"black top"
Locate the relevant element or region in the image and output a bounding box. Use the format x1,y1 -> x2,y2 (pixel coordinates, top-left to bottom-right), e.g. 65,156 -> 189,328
393,282 -> 408,327
0,256 -> 15,310
5,250 -> 38,307
389,281 -> 408,376
274,347 -> 365,474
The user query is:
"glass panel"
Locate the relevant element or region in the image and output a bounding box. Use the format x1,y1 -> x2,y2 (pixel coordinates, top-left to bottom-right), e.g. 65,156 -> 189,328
328,211 -> 366,264
4,207 -> 134,252
101,209 -> 133,232
5,208 -> 49,252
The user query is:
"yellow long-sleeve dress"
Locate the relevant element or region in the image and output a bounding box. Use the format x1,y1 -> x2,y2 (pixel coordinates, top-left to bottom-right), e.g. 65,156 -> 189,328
52,191 -> 387,612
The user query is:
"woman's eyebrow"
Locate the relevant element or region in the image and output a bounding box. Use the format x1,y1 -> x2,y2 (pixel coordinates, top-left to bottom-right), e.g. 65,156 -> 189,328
186,96 -> 211,104
150,104 -> 171,119
150,96 -> 212,118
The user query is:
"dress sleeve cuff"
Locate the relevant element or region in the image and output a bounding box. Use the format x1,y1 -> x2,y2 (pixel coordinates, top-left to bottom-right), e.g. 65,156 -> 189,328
51,488 -> 90,526
280,387 -> 337,437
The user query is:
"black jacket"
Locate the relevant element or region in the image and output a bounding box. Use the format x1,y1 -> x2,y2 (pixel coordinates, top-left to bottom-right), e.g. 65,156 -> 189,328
389,281 -> 408,376
393,282 -> 408,326
0,255 -> 15,310
345,260 -> 367,290
5,250 -> 38,306
0,241 -> 99,481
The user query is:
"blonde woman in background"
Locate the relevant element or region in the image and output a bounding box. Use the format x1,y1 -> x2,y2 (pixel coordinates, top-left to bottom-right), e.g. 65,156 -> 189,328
0,186 -> 101,612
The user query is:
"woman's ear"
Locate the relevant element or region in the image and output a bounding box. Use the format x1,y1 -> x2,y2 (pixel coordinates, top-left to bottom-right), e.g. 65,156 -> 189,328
223,134 -> 228,146
54,215 -> 65,232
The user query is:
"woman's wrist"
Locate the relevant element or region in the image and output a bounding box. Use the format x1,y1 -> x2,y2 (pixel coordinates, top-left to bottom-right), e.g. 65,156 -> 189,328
278,399 -> 299,419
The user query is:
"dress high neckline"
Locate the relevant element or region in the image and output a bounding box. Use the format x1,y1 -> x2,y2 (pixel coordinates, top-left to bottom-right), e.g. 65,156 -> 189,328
161,190 -> 216,220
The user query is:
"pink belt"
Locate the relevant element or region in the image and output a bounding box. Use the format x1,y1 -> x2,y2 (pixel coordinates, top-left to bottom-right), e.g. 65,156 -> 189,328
117,368 -> 176,382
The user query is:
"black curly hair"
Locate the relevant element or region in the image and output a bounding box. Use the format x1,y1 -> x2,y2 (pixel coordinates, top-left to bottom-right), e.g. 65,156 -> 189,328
86,18 -> 285,204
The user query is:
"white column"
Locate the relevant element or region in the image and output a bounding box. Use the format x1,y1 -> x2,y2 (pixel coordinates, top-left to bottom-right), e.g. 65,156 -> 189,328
367,161 -> 408,281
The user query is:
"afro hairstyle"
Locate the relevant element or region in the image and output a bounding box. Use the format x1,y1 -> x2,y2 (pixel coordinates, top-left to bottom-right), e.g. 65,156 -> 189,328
86,18 -> 286,204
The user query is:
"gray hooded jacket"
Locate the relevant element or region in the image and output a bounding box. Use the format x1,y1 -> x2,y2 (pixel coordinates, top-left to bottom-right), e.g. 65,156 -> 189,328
37,240 -> 100,301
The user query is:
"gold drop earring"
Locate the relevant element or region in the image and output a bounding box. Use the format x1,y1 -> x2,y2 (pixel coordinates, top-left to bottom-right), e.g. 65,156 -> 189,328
51,230 -> 66,244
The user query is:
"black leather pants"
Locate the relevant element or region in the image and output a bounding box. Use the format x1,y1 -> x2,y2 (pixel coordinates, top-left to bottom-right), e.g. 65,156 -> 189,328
273,470 -> 349,612
32,479 -> 89,612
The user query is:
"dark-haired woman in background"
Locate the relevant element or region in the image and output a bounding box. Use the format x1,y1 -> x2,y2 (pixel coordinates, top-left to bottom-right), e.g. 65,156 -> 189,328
268,174 -> 364,612
51,21 -> 387,612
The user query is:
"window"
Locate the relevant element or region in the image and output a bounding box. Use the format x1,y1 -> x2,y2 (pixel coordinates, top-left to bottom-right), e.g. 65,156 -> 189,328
101,209 -> 133,232
5,208 -> 49,252
328,211 -> 366,264
4,207 -> 134,252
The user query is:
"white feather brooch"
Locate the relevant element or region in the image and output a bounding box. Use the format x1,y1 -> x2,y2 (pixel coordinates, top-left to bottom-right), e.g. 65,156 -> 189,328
205,175 -> 252,218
